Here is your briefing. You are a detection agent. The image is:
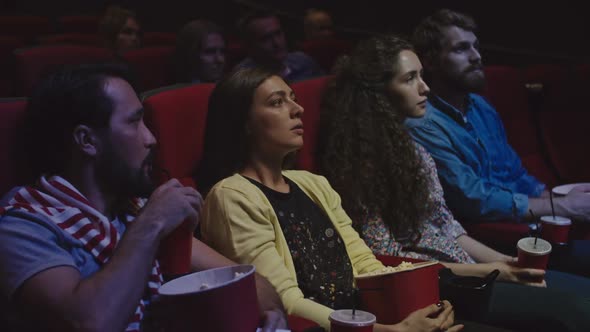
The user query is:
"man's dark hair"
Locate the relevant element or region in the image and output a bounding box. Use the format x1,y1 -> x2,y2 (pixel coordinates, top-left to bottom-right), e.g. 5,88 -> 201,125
23,63 -> 135,178
236,10 -> 279,41
412,9 -> 477,63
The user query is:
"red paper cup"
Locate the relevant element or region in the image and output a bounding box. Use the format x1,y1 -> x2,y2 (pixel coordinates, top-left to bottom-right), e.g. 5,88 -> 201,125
355,261 -> 440,324
158,264 -> 260,332
540,216 -> 571,245
517,237 -> 552,270
158,220 -> 192,276
329,309 -> 376,332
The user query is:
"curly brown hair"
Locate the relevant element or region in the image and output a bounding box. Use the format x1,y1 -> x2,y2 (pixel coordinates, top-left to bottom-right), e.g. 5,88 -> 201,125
317,35 -> 431,243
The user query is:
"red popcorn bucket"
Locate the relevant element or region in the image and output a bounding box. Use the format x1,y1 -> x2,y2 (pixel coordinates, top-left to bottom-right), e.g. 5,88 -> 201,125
517,237 -> 552,270
330,309 -> 376,332
540,215 -> 571,245
157,264 -> 260,332
355,260 -> 441,324
158,220 -> 192,277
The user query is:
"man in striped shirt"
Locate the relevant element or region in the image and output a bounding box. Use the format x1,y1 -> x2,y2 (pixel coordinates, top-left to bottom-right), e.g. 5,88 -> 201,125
0,63 -> 286,331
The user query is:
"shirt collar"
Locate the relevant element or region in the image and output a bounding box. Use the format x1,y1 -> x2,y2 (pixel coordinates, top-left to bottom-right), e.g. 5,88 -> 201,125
429,94 -> 475,125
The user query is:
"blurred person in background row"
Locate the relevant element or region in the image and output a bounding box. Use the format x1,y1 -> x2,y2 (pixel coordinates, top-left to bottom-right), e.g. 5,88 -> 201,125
235,10 -> 324,82
174,19 -> 226,84
303,8 -> 335,41
99,6 -> 142,55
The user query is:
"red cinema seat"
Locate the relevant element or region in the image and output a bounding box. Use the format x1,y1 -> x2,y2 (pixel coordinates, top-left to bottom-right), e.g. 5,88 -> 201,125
524,64 -> 570,114
0,36 -> 25,97
38,33 -> 100,46
57,15 -> 100,34
226,37 -> 247,71
483,65 -> 558,187
121,46 -> 175,92
141,83 -> 216,189
142,32 -> 177,47
0,15 -> 52,42
291,75 -> 334,172
298,38 -> 355,73
538,111 -> 590,183
14,45 -> 114,96
0,98 -> 32,197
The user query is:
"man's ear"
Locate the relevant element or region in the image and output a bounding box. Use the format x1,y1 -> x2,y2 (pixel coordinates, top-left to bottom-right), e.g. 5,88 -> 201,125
72,125 -> 101,157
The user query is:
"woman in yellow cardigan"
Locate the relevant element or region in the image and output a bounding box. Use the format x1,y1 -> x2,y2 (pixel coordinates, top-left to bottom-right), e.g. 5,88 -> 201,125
196,67 -> 462,332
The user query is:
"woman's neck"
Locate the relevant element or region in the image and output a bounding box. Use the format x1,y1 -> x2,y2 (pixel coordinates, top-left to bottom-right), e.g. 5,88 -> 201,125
241,153 -> 289,193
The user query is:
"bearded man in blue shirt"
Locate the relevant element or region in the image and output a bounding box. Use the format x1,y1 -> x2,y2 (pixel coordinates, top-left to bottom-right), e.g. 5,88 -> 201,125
406,9 -> 590,224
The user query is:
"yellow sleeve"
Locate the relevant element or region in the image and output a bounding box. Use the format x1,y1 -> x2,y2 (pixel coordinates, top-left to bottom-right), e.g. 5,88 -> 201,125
315,175 -> 385,274
200,183 -> 334,329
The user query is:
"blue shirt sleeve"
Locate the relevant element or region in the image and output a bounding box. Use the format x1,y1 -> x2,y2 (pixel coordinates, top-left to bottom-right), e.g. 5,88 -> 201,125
408,119 -> 529,221
0,211 -> 78,300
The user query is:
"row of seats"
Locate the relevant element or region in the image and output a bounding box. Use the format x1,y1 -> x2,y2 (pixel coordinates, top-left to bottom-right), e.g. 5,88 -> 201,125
2,66 -> 589,255
0,38 -> 354,98
0,15 -> 99,41
1,68 -> 588,330
483,65 -> 590,185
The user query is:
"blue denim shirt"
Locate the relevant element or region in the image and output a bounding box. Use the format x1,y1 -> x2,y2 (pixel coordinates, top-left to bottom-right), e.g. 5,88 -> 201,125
405,94 -> 545,221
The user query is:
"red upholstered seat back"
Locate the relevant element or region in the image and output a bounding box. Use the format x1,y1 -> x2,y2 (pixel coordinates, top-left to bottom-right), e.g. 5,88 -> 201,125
38,33 -> 100,46
14,45 -> 114,96
524,64 -> 570,114
538,111 -> 590,183
291,75 -> 334,172
298,38 -> 355,73
142,83 -> 216,189
482,65 -> 557,187
142,32 -> 177,47
57,15 -> 100,34
121,46 -> 175,92
0,36 -> 26,97
0,98 -> 31,197
0,15 -> 52,42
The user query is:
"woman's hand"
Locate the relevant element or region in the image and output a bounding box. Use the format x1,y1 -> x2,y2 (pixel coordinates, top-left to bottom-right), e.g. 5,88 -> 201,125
259,308 -> 288,332
385,301 -> 464,332
487,260 -> 546,287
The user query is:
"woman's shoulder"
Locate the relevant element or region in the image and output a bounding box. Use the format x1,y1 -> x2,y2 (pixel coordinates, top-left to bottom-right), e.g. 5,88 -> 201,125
206,173 -> 265,202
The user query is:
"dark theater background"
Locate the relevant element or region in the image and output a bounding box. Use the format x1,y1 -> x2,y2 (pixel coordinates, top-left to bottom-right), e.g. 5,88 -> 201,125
2,0 -> 590,65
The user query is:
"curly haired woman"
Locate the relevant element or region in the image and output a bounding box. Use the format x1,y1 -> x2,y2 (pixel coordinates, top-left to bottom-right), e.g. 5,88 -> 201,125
318,34 -> 590,332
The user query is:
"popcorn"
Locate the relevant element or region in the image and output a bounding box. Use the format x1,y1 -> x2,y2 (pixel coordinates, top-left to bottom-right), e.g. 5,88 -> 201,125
363,261 -> 414,276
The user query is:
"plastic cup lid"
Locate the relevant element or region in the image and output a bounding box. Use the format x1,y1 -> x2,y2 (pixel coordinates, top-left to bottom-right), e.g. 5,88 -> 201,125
540,215 -> 571,225
517,237 -> 552,256
329,309 -> 376,326
158,264 -> 255,296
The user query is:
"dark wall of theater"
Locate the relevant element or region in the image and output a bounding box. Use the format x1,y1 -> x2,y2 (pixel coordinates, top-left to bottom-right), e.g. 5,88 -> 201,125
3,0 -> 589,63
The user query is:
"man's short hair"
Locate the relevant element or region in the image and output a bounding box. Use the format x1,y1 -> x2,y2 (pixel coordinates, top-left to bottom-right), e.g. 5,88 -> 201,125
23,63 -> 135,178
412,9 -> 477,62
236,10 -> 279,41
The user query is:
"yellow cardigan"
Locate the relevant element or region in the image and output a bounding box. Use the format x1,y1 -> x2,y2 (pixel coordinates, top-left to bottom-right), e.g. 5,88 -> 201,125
201,170 -> 385,329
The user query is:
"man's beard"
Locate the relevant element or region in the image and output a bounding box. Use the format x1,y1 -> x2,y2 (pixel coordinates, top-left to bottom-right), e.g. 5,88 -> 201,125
96,144 -> 156,199
459,66 -> 486,93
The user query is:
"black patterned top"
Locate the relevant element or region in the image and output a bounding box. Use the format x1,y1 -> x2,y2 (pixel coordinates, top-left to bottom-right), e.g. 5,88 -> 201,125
244,175 -> 355,309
